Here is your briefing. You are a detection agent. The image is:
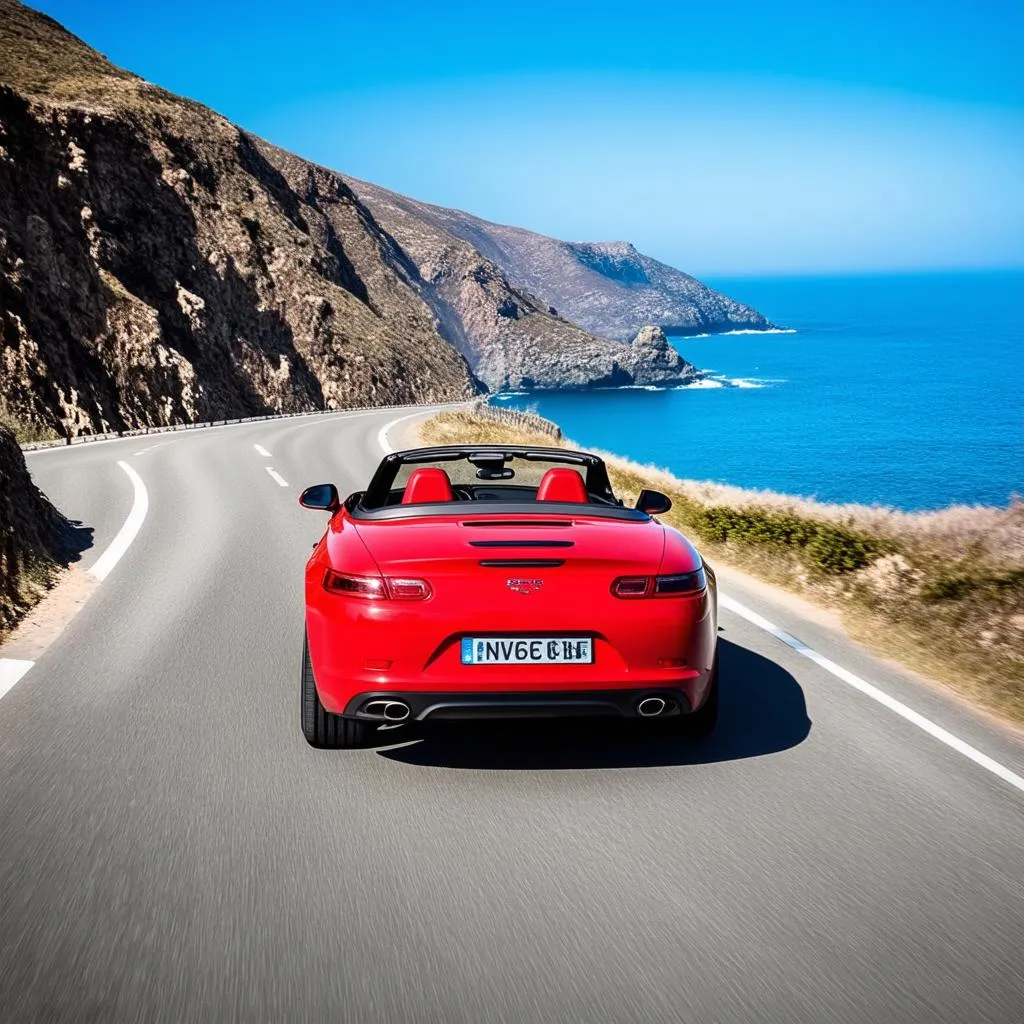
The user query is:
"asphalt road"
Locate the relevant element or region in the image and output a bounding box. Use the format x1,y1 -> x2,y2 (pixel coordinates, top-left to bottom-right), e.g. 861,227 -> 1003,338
1,407 -> 1022,1023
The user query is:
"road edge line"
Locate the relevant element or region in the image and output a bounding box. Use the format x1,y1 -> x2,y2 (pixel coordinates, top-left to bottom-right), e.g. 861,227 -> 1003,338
718,593 -> 1024,796
0,659 -> 34,700
378,411 -> 432,455
89,461 -> 149,582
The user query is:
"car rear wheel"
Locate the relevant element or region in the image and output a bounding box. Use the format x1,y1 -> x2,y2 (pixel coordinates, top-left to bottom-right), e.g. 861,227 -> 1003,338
300,631 -> 375,749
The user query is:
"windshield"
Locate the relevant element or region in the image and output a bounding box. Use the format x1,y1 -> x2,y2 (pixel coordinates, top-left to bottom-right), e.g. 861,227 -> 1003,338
356,445 -> 626,513
392,456 -> 584,491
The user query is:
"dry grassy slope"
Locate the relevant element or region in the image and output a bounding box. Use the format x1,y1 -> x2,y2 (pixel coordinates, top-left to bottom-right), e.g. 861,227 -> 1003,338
348,178 -> 772,341
422,407 -> 1024,724
345,178 -> 701,390
0,0 -> 477,437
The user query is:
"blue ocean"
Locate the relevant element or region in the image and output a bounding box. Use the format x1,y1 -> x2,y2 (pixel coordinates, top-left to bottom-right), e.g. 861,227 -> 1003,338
497,271 -> 1023,510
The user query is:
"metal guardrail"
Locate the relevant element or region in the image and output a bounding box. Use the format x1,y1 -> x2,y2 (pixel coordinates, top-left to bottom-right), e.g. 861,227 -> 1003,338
18,402 -> 450,453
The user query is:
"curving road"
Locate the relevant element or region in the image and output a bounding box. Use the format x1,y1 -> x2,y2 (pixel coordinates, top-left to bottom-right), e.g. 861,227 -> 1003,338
1,406 -> 1022,1023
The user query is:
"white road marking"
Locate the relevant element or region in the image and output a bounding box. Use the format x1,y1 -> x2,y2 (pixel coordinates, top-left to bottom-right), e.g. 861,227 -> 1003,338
0,659 -> 34,700
131,441 -> 173,458
378,411 -> 428,455
90,462 -> 149,582
253,444 -> 272,457
719,593 -> 1024,796
266,467 -> 289,488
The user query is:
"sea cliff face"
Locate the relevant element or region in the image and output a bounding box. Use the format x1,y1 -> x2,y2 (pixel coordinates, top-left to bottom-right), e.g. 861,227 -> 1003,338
0,0 -> 485,437
0,0 -> 761,437
347,182 -> 773,342
342,179 -> 701,391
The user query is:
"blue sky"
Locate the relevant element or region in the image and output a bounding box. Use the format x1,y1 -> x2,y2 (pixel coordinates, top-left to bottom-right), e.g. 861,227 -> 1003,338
35,0 -> 1024,275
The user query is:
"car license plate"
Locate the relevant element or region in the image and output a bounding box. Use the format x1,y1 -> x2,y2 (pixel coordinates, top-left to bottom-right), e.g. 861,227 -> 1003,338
461,637 -> 594,665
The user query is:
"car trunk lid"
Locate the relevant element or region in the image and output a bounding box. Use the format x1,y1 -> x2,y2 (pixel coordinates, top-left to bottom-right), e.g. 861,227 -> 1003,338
347,514 -> 667,579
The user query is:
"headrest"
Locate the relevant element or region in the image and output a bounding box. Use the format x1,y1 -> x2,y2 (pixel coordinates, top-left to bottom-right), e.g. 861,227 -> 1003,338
535,468 -> 588,503
401,467 -> 454,504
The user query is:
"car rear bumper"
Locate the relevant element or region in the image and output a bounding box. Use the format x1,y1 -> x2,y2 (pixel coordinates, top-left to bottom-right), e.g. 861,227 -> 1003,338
341,687 -> 695,722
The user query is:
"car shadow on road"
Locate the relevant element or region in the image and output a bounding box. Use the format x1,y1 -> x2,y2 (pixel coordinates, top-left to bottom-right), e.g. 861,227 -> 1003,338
377,637 -> 811,770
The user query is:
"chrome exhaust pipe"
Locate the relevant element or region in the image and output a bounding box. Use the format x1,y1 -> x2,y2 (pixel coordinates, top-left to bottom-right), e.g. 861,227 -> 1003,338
382,700 -> 411,722
637,696 -> 667,718
363,699 -> 411,722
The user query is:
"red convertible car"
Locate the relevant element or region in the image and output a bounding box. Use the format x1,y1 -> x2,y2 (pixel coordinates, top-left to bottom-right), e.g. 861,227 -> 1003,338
299,444 -> 718,748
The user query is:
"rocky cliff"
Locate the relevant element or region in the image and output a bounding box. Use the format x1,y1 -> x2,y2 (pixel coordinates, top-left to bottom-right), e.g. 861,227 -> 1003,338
0,424 -> 66,632
0,2 -> 714,435
0,0 -> 482,437
340,177 -> 700,390
348,181 -> 773,342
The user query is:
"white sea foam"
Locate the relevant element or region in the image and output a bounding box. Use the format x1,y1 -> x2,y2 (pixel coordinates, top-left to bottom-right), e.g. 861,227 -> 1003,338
676,374 -> 787,390
683,327 -> 798,339
719,327 -> 797,336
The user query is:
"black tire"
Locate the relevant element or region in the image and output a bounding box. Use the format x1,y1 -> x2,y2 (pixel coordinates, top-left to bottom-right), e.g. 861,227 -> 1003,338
300,631 -> 375,749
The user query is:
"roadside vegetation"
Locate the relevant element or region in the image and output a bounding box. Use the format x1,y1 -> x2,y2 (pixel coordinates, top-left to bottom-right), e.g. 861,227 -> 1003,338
0,401 -> 59,445
0,425 -> 67,639
423,402 -> 1024,725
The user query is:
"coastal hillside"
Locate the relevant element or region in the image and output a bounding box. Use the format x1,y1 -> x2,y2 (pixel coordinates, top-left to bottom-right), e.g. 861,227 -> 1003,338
350,179 -> 773,341
0,0 -> 478,437
0,1 -> 710,437
338,174 -> 701,390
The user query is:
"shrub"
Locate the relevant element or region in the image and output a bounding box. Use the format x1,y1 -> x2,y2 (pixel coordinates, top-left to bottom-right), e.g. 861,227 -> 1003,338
679,503 -> 880,575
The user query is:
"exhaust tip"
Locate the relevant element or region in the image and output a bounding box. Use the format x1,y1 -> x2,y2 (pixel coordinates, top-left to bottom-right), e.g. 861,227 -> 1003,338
382,700 -> 411,722
363,699 -> 412,722
637,696 -> 667,718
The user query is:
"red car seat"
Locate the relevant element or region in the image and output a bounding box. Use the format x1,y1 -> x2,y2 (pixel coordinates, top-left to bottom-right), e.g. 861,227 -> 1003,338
535,468 -> 588,503
401,467 -> 454,504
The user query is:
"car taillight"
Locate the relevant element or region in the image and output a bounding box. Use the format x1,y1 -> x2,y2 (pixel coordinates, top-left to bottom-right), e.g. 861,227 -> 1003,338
611,568 -> 706,598
322,570 -> 431,601
653,569 -> 707,595
323,570 -> 388,598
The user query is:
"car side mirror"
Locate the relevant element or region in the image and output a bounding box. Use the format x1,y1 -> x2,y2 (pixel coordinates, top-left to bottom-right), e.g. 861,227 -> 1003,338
636,489 -> 672,515
299,483 -> 340,512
